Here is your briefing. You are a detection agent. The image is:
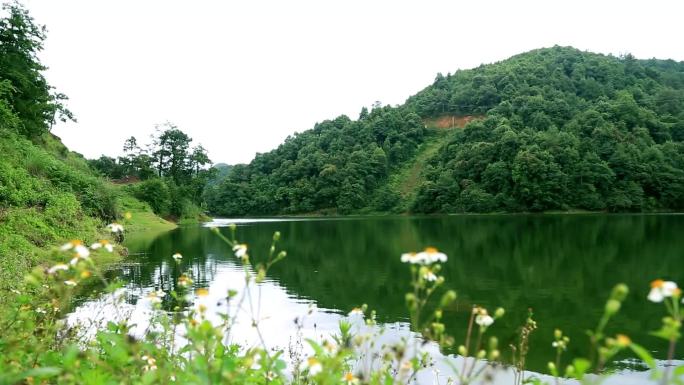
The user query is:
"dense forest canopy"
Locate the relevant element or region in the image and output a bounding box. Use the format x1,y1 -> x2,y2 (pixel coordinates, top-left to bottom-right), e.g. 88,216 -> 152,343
206,46 -> 684,215
408,48 -> 684,212
204,107 -> 425,215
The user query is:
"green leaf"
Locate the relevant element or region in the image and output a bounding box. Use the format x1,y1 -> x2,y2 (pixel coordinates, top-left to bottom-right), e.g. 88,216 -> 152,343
15,367 -> 62,381
571,358 -> 591,380
629,342 -> 656,369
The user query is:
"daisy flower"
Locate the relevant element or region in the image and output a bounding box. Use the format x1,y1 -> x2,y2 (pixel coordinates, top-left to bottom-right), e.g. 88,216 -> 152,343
106,223 -> 124,233
233,244 -> 248,259
349,307 -> 364,317
400,252 -> 422,264
48,263 -> 69,274
302,357 -> 322,375
342,372 -> 359,384
417,247 -> 447,264
178,274 -> 193,288
90,240 -> 114,252
648,279 -> 679,303
146,290 -> 165,304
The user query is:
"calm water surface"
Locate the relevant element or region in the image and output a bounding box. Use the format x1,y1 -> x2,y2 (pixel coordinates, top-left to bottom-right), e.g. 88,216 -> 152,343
73,214 -> 684,382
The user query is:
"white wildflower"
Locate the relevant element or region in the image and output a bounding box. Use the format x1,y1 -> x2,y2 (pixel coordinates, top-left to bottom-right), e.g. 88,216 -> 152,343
342,372 -> 359,384
48,263 -> 69,274
476,314 -> 494,327
648,279 -> 679,303
90,240 -> 114,252
474,307 -> 494,327
302,357 -> 322,375
67,242 -> 91,265
146,290 -> 165,304
233,244 -> 248,259
423,270 -> 437,282
348,307 -> 364,317
106,223 -> 124,233
417,247 -> 447,264
141,355 -> 157,371
400,252 -> 422,264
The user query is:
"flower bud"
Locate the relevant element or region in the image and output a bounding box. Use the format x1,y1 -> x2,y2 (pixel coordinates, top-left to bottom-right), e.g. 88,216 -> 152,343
605,299 -> 621,315
405,293 -> 417,309
494,307 -> 505,318
565,365 -> 575,377
554,329 -> 562,340
273,231 -> 281,241
439,290 -> 457,307
476,350 -> 486,359
458,345 -> 467,356
431,322 -> 445,335
611,283 -> 629,301
548,362 -> 556,372
488,349 -> 500,361
488,336 -> 498,350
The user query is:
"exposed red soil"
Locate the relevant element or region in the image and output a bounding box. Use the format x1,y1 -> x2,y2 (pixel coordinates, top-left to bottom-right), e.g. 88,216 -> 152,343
425,114 -> 484,129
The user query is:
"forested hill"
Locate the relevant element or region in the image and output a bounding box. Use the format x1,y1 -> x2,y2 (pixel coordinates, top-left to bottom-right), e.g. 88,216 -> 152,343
206,46 -> 684,215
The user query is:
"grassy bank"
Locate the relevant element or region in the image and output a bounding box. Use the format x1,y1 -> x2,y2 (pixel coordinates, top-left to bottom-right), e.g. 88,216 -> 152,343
0,129 -> 175,292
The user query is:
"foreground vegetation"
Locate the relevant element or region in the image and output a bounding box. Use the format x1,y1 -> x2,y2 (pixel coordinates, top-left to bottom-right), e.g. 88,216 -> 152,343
2,223 -> 682,385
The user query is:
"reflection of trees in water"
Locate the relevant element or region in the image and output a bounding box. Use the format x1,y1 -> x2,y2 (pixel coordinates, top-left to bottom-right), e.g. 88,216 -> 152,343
120,215 -> 684,371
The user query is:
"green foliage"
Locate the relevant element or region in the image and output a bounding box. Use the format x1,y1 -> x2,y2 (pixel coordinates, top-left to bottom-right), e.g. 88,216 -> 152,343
411,47 -> 684,213
205,107 -> 424,216
90,124 -> 212,221
0,2 -> 73,137
127,178 -> 171,215
205,46 -> 684,215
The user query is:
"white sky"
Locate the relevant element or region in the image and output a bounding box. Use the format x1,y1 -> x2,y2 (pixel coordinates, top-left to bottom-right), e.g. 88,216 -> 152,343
21,0 -> 684,165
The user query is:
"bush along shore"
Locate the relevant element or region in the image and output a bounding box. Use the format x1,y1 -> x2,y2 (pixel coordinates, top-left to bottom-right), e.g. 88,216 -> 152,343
1,222 -> 682,385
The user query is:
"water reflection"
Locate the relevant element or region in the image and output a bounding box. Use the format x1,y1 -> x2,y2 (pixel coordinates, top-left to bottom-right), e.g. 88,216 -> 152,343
70,214 -> 683,383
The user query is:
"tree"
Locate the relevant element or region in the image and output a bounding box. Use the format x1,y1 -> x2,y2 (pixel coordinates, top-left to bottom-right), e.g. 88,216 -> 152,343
189,145 -> 211,176
0,3 -> 73,137
152,124 -> 192,183
512,146 -> 566,211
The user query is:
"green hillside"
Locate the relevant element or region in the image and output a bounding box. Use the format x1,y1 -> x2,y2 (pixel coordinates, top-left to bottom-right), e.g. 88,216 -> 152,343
0,4 -> 174,291
207,46 -> 684,215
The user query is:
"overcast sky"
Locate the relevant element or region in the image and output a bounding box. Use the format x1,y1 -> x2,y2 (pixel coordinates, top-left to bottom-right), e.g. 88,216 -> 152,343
21,0 -> 684,165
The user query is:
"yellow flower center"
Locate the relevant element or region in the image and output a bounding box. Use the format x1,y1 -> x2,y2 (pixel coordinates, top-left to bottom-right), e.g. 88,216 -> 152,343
71,240 -> 82,246
307,357 -> 319,366
616,334 -> 631,347
424,247 -> 438,254
196,288 -> 209,297
651,279 -> 665,288
344,372 -> 354,381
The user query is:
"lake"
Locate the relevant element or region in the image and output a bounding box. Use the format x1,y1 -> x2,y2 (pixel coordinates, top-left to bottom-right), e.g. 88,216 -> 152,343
71,214 -> 684,383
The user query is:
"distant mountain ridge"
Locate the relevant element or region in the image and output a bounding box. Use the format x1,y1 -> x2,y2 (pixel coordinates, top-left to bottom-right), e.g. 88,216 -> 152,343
205,46 -> 684,215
